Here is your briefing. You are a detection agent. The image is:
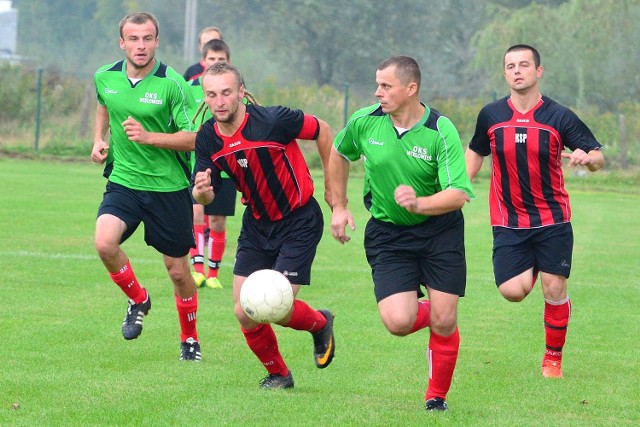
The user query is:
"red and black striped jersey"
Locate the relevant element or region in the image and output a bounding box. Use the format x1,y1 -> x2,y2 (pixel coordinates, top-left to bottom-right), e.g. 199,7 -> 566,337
194,104 -> 320,221
469,96 -> 602,229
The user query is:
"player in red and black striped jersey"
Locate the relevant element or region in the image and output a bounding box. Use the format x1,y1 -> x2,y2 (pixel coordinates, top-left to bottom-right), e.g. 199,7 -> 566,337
192,62 -> 335,389
466,44 -> 604,379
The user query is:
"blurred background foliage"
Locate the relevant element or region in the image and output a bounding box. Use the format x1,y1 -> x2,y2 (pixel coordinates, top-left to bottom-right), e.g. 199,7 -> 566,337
1,0 -> 638,169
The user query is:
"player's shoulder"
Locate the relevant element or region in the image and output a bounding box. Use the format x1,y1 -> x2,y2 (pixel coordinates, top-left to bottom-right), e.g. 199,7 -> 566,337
95,60 -> 123,76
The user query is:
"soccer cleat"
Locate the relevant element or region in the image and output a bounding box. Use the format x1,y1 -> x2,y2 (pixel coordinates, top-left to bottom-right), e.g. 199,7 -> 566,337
179,337 -> 202,361
425,397 -> 448,411
122,294 -> 151,340
192,272 -> 206,288
542,359 -> 563,378
312,309 -> 335,369
205,276 -> 223,289
259,371 -> 294,389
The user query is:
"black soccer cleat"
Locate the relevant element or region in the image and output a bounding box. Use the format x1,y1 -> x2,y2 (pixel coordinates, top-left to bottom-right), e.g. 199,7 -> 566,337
259,371 -> 294,389
425,397 -> 448,411
312,309 -> 335,369
122,293 -> 151,340
179,337 -> 202,361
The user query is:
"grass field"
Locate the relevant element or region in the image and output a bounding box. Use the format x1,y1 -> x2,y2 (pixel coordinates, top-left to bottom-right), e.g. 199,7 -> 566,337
1,157 -> 638,426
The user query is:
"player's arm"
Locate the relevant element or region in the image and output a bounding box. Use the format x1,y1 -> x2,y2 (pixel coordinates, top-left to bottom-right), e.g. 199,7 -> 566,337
561,148 -> 604,172
91,104 -> 110,164
122,116 -> 196,151
395,186 -> 469,216
315,119 -> 334,207
328,145 -> 356,244
465,147 -> 484,182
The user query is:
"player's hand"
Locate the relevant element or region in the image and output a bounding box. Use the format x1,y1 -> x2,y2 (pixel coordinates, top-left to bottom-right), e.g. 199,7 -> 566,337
193,169 -> 213,196
90,140 -> 109,164
122,116 -> 150,145
330,206 -> 355,244
561,149 -> 593,167
394,184 -> 419,213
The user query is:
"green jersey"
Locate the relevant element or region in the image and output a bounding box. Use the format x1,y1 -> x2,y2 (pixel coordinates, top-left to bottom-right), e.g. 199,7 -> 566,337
334,103 -> 474,225
94,59 -> 194,191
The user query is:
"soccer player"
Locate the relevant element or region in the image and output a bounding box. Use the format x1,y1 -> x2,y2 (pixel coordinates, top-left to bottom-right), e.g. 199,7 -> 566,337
90,12 -> 202,361
192,62 -> 335,389
183,26 -> 223,82
329,56 -> 474,412
187,38 -> 237,290
465,44 -> 604,378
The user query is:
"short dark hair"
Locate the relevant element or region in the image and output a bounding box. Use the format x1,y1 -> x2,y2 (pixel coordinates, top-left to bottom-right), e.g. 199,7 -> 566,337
505,44 -> 541,68
119,12 -> 159,39
201,39 -> 231,61
377,56 -> 421,91
203,62 -> 244,89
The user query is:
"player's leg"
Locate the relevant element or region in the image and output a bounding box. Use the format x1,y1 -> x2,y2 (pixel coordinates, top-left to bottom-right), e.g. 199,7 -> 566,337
190,201 -> 207,287
420,212 -> 466,412
536,223 -> 573,378
205,178 -> 237,289
271,197 -> 335,369
493,226 -> 537,302
95,183 -> 149,340
164,254 -> 201,361
233,208 -> 292,388
205,215 -> 226,288
145,188 -> 200,360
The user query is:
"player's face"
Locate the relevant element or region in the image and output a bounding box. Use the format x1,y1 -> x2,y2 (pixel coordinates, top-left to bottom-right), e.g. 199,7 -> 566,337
374,65 -> 411,115
202,72 -> 245,124
119,21 -> 158,70
504,49 -> 543,93
198,30 -> 222,50
204,50 -> 228,68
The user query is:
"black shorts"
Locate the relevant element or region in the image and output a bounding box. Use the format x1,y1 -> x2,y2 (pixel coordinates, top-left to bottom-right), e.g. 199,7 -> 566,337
190,178 -> 237,216
98,181 -> 195,258
492,222 -> 573,286
364,210 -> 467,302
233,197 -> 323,285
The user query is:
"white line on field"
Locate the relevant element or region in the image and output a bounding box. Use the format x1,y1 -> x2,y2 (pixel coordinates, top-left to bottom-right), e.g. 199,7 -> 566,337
2,250 -> 370,272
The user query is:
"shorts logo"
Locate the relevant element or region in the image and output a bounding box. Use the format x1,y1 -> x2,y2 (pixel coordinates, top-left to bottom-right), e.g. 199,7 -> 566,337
282,270 -> 298,277
407,146 -> 432,161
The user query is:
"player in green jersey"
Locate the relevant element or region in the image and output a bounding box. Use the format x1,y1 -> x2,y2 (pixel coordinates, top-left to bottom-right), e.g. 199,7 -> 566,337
90,12 -> 202,361
329,56 -> 473,411
186,38 -> 237,290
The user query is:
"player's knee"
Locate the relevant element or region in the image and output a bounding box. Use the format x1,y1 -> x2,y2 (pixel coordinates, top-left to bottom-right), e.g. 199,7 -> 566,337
499,286 -> 528,302
94,237 -> 118,261
430,311 -> 457,336
381,314 -> 414,336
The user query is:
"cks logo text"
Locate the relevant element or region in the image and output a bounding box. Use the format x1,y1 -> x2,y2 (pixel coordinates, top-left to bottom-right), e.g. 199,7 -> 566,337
237,159 -> 248,168
515,133 -> 527,144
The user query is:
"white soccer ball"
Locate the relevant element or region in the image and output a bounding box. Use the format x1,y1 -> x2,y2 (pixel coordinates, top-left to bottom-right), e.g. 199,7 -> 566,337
240,269 -> 294,323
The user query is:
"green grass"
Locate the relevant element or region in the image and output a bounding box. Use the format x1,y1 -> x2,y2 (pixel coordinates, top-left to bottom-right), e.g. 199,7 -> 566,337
0,157 -> 638,426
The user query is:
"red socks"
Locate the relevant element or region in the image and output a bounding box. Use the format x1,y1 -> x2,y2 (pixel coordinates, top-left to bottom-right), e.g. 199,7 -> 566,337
544,297 -> 571,362
190,224 -> 206,274
242,323 -> 289,376
425,328 -> 460,401
109,261 -> 146,303
284,300 -> 327,333
207,229 -> 226,278
410,300 -> 431,333
175,292 -> 199,342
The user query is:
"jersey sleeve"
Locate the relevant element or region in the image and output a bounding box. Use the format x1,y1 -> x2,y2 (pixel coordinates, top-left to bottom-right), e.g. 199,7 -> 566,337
468,106 -> 492,156
436,116 -> 475,198
558,108 -> 603,153
194,120 -> 223,191
333,116 -> 363,162
169,71 -> 195,133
